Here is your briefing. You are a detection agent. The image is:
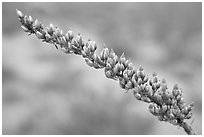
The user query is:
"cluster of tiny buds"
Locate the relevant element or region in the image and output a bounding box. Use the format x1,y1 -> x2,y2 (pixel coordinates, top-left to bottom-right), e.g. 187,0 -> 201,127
17,10 -> 195,134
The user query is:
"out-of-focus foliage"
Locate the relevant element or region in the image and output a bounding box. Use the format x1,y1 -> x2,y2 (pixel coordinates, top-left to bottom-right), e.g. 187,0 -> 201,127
2,2 -> 202,135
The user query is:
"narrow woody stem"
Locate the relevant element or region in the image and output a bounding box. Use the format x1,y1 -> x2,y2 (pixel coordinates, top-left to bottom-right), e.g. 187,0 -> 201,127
16,9 -> 196,135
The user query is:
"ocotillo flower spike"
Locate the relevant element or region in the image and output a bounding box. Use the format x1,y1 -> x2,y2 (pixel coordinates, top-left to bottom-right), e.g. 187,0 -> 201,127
16,9 -> 196,135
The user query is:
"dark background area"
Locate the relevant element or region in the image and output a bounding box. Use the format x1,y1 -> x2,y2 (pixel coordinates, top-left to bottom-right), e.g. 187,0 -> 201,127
2,2 -> 202,135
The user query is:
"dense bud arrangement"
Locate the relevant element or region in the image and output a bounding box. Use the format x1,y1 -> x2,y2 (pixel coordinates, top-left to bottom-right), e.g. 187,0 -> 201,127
16,10 -> 195,135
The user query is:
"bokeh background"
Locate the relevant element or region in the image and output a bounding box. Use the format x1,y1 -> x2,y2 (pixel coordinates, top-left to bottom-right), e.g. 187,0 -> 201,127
2,2 -> 202,135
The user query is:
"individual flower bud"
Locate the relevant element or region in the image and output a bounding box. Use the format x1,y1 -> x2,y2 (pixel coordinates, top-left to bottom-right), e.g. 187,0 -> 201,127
85,58 -> 94,67
141,96 -> 151,103
50,23 -> 55,31
127,62 -> 134,70
61,36 -> 68,48
172,88 -> 179,97
187,103 -> 194,112
144,85 -> 150,92
124,59 -> 130,68
60,30 -> 63,36
109,49 -> 116,59
47,27 -> 53,35
113,63 -> 120,75
151,84 -> 157,93
173,83 -> 179,90
146,89 -> 152,97
76,33 -> 83,46
137,77 -> 143,85
71,38 -> 79,48
56,38 -> 61,45
21,25 -> 29,32
152,72 -> 157,77
156,83 -> 160,89
113,54 -> 118,64
134,92 -> 141,100
158,115 -> 163,121
55,27 -> 61,37
189,102 -> 194,108
155,94 -> 163,104
61,47 -> 67,52
123,70 -> 129,81
81,50 -> 87,57
143,76 -> 148,83
23,15 -> 30,25
119,78 -> 126,89
97,57 -> 105,67
152,75 -> 158,83
36,31 -> 44,39
169,112 -> 175,119
127,69 -> 134,78
185,112 -> 192,119
161,104 -> 168,112
166,99 -> 172,105
126,81 -> 133,89
149,79 -> 153,86
83,46 -> 90,55
16,9 -> 24,18
161,78 -> 167,91
28,15 -> 33,24
119,53 -> 126,64
172,104 -> 178,109
93,63 -> 100,69
139,84 -> 145,91
119,63 -> 125,72
67,29 -> 74,40
172,109 -> 178,116
149,105 -> 155,115
178,96 -> 184,104
93,54 -> 103,66
100,47 -> 109,61
52,32 -> 58,38
90,41 -> 97,52
65,33 -> 70,41
106,64 -> 112,70
162,92 -> 170,101
105,69 -> 114,79
139,65 -> 144,71
154,106 -> 160,114
171,119 -> 178,125
178,89 -> 183,96
182,107 -> 189,115
34,19 -> 41,30
149,108 -> 155,115
171,99 -> 177,106
132,75 -> 138,88
61,36 -> 67,45
177,109 -> 181,115
106,58 -> 114,67
178,113 -> 185,120
149,103 -> 154,109
41,30 -> 46,36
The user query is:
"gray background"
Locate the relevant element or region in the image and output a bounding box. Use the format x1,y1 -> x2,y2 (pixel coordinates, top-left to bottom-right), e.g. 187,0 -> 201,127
2,2 -> 202,135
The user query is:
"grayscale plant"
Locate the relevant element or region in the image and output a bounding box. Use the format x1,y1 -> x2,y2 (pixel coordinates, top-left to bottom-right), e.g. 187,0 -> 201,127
16,9 -> 196,135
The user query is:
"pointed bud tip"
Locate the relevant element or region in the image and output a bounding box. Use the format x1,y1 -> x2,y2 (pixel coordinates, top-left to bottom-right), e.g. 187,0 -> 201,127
139,65 -> 144,71
162,78 -> 166,83
16,9 -> 24,18
173,83 -> 179,90
152,72 -> 157,77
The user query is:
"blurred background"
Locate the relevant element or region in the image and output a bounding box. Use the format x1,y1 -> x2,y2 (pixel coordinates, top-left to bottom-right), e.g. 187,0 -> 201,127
2,2 -> 202,135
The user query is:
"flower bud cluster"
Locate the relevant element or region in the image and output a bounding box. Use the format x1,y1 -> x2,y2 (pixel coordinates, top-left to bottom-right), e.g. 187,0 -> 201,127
147,74 -> 194,125
17,10 -> 195,135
